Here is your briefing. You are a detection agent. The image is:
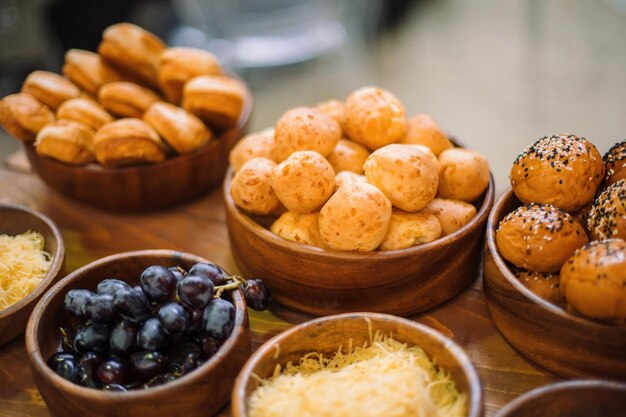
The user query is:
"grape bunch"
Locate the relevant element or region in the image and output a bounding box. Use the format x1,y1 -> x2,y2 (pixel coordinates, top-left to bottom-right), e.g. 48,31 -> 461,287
48,262 -> 270,391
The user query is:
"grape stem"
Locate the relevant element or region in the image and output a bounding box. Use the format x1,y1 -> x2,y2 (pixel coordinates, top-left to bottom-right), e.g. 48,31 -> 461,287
213,275 -> 248,299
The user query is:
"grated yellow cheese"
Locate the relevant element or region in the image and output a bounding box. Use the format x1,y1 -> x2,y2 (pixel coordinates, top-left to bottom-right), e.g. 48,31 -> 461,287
0,231 -> 52,311
248,334 -> 467,417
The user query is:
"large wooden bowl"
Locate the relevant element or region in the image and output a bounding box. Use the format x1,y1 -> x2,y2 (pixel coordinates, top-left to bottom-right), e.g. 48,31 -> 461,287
483,189 -> 626,380
495,380 -> 626,417
25,250 -> 251,417
232,312 -> 482,417
0,204 -> 65,345
24,88 -> 252,212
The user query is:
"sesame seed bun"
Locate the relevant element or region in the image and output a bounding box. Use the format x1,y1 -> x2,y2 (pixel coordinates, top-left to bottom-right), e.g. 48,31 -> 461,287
588,179 -> 626,241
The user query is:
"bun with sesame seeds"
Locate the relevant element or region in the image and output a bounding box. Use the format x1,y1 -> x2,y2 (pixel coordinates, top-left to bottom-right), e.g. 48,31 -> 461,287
602,140 -> 626,188
510,134 -> 604,212
496,203 -> 588,273
514,269 -> 564,305
587,179 -> 626,241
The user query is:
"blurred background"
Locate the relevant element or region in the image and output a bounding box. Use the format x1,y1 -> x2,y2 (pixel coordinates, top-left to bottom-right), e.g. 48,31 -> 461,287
1,0 -> 625,189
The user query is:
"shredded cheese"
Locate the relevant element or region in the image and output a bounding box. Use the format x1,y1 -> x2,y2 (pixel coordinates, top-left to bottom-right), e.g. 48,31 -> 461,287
0,231 -> 52,310
248,334 -> 467,417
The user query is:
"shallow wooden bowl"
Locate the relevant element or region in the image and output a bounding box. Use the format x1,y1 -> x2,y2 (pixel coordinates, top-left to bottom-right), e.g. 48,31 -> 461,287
0,204 -> 65,345
483,189 -> 626,380
24,88 -> 252,212
232,312 -> 482,417
25,250 -> 251,417
495,380 -> 626,417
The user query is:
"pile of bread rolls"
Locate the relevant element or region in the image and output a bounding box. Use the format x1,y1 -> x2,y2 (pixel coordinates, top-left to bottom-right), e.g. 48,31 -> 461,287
0,23 -> 247,167
496,135 -> 626,322
228,86 -> 490,252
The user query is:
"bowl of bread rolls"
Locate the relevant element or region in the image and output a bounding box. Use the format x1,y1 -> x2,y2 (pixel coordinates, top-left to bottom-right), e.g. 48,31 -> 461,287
224,86 -> 494,316
484,134 -> 626,380
0,23 -> 252,212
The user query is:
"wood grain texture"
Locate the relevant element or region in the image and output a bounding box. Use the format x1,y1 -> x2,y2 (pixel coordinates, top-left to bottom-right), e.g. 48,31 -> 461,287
0,204 -> 65,345
483,188 -> 626,380
232,313 -> 482,417
25,250 -> 250,417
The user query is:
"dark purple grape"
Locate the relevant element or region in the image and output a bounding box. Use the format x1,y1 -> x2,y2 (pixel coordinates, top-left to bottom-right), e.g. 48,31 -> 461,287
178,352 -> 201,375
79,352 -> 104,388
187,307 -> 204,334
177,274 -> 214,308
131,351 -> 167,381
113,287 -> 152,323
157,302 -> 189,334
169,266 -> 186,284
203,298 -> 235,340
83,293 -> 118,323
140,265 -> 177,303
189,262 -> 228,285
243,279 -> 271,311
47,352 -> 84,384
200,334 -> 219,357
166,342 -> 202,366
97,279 -> 131,295
74,324 -> 110,353
137,318 -> 167,351
102,383 -> 127,392
143,373 -> 177,389
110,320 -> 138,355
97,358 -> 129,385
64,289 -> 94,318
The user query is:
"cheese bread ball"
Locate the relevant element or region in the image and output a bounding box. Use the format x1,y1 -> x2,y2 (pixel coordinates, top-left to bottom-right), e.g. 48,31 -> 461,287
423,198 -> 476,235
344,86 -> 406,150
230,158 -> 282,216
270,211 -> 323,247
272,107 -> 340,162
587,179 -> 626,241
438,148 -> 490,203
603,140 -> 626,188
515,270 -> 564,305
496,203 -> 588,273
229,129 -> 275,172
510,134 -> 604,212
271,151 -> 335,214
399,114 -> 452,156
378,209 -> 442,251
314,99 -> 346,134
319,182 -> 392,251
560,239 -> 626,320
0,93 -> 55,142
363,144 -> 438,212
327,139 -> 370,174
334,171 -> 368,191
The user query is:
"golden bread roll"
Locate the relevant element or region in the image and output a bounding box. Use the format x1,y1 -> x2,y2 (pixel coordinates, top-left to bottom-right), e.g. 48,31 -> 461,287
98,23 -> 166,89
158,47 -> 221,103
230,157 -> 282,216
57,98 -> 114,130
363,144 -> 439,212
271,151 -> 335,214
344,86 -> 406,150
560,239 -> 626,320
98,82 -> 162,118
143,102 -> 212,154
272,107 -> 340,162
270,211 -> 324,247
35,120 -> 94,165
510,134 -> 604,212
422,198 -> 476,235
319,182 -> 392,251
229,129 -> 275,172
438,148 -> 490,203
62,49 -> 122,95
603,140 -> 626,188
378,209 -> 442,251
182,75 -> 246,130
399,114 -> 452,156
314,99 -> 346,134
515,269 -> 564,305
334,171 -> 368,191
327,138 -> 370,174
496,203 -> 588,273
0,93 -> 55,142
93,118 -> 166,166
587,179 -> 626,241
21,70 -> 81,111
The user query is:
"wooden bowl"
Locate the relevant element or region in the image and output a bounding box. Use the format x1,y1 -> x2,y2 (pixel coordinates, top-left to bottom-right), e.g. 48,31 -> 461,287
0,204 -> 65,345
25,250 -> 251,417
232,312 -> 482,417
495,380 -> 626,417
483,188 -> 626,380
24,87 -> 252,212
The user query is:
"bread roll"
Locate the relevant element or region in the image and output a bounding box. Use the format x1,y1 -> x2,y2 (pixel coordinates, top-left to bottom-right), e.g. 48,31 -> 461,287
587,179 -> 626,241
63,49 -> 122,95
21,71 -> 81,111
230,157 -> 282,215
314,99 -> 346,134
423,198 -> 476,235
270,211 -> 323,247
35,120 -> 94,165
182,75 -> 246,131
438,148 -> 490,203
334,171 -> 368,191
98,82 -> 162,118
93,118 -> 166,166
229,129 -> 275,172
57,98 -> 114,131
0,93 -> 55,142
399,114 -> 452,156
378,209 -> 442,251
326,139 -> 370,174
158,47 -> 221,103
515,269 -> 564,305
144,102 -> 212,154
603,140 -> 626,188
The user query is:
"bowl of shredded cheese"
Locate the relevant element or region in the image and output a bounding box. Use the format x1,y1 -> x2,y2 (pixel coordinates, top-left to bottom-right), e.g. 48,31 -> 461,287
232,312 -> 482,417
0,204 -> 64,345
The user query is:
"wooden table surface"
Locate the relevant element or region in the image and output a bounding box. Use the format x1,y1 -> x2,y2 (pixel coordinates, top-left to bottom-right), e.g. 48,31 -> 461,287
0,155 -> 558,417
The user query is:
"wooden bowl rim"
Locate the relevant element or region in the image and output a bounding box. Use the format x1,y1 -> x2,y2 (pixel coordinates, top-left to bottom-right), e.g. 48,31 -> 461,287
232,312 -> 482,417
494,380 -> 626,417
0,203 -> 65,319
486,188 -> 625,331
25,249 -> 248,400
